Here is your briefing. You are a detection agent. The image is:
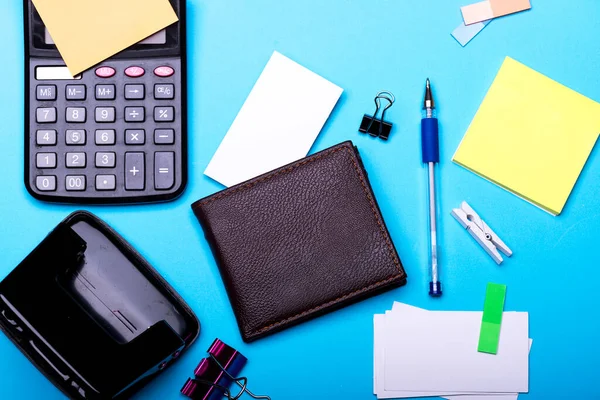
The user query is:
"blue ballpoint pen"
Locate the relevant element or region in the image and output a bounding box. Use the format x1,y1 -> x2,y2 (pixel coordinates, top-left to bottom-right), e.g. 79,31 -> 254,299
422,78 -> 442,297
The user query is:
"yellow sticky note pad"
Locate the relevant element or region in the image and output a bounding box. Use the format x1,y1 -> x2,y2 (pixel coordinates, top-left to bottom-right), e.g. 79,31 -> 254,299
32,0 -> 178,76
453,57 -> 600,215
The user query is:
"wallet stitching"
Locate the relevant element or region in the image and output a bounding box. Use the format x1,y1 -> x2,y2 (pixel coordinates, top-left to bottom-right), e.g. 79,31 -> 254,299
196,144 -> 405,336
196,146 -> 350,206
254,274 -> 402,336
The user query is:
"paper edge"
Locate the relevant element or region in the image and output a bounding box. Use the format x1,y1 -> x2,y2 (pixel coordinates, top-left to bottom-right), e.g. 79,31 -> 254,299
452,159 -> 560,215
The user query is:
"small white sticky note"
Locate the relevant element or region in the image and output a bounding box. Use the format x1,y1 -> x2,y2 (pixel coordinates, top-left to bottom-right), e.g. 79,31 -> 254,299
204,51 -> 343,187
452,20 -> 491,47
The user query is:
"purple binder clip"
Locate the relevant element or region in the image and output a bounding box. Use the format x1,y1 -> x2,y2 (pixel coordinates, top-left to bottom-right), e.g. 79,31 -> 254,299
181,339 -> 270,400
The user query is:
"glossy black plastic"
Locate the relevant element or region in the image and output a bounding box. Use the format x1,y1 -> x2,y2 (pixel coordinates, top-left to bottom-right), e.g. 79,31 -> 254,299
0,211 -> 200,399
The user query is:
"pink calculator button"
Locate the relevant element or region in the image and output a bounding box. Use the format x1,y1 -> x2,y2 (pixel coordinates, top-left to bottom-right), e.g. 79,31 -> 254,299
154,66 -> 174,77
95,66 -> 116,78
125,66 -> 145,78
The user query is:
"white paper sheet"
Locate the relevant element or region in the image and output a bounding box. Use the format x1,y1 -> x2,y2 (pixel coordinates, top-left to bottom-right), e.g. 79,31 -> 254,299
374,304 -> 531,399
374,306 -> 460,398
442,338 -> 532,400
375,313 -> 464,398
383,306 -> 529,393
204,51 -> 343,187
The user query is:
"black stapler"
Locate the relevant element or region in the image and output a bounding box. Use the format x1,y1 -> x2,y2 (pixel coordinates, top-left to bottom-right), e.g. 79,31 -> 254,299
0,211 -> 200,399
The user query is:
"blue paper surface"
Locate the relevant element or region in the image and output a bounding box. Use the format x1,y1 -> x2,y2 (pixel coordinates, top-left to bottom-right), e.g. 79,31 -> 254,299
2,0 -> 600,399
452,20 -> 491,46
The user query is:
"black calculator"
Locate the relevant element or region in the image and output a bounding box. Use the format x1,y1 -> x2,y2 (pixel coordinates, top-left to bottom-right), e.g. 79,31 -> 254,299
24,0 -> 187,204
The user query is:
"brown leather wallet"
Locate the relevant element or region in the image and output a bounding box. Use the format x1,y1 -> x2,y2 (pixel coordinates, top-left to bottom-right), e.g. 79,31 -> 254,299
192,141 -> 406,342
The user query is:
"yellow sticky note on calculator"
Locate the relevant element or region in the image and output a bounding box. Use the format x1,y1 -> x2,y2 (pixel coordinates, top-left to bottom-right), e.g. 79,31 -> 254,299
453,57 -> 600,215
32,0 -> 178,76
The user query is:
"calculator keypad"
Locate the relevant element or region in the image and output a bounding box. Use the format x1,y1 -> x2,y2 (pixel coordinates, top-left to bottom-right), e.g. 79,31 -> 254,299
96,175 -> 116,191
154,84 -> 174,100
66,107 -> 86,123
37,153 -> 56,168
96,152 -> 116,168
154,129 -> 174,144
125,153 -> 145,190
154,106 -> 174,122
66,85 -> 86,100
65,175 -> 86,191
66,152 -> 86,168
125,107 -> 145,122
125,84 -> 145,100
154,152 -> 175,190
37,108 -> 56,123
28,58 -> 184,202
37,85 -> 56,101
37,130 -> 57,145
36,176 -> 56,191
95,107 -> 116,123
66,130 -> 86,145
95,129 -> 116,145
125,129 -> 145,145
96,85 -> 116,100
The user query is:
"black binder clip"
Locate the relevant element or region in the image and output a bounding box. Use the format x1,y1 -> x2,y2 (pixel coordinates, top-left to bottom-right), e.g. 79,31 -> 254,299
181,339 -> 270,400
359,91 -> 395,140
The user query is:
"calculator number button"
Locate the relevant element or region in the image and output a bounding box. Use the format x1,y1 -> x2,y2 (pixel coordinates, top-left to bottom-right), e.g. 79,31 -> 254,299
36,85 -> 56,101
96,175 -> 116,191
154,106 -> 174,122
66,107 -> 86,123
125,153 -> 145,190
95,130 -> 116,145
154,129 -> 174,145
155,152 -> 174,190
36,153 -> 57,168
125,84 -> 145,100
66,129 -> 86,145
37,130 -> 57,146
36,108 -> 56,123
96,85 -> 116,100
66,85 -> 86,100
125,107 -> 145,122
65,175 -> 86,191
95,152 -> 116,168
36,176 -> 56,191
66,152 -> 86,168
125,129 -> 145,145
95,107 -> 116,123
154,84 -> 174,100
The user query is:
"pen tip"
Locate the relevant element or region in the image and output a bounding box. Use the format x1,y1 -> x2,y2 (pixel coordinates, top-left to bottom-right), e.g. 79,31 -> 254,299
423,78 -> 434,109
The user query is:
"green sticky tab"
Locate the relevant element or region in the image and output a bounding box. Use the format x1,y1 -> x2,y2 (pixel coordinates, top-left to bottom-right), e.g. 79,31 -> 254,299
478,283 -> 507,354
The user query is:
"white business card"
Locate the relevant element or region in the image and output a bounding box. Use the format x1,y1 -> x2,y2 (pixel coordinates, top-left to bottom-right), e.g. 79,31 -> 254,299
204,51 -> 343,187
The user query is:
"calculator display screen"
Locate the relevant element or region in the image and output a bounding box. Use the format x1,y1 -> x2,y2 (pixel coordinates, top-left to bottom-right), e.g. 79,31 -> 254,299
28,0 -> 182,58
44,28 -> 167,46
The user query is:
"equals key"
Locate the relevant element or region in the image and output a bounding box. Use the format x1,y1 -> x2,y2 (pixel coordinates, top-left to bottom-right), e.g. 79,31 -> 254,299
154,152 -> 174,190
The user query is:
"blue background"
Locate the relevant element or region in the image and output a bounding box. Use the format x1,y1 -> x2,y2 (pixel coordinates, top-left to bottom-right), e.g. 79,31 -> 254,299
1,0 -> 599,399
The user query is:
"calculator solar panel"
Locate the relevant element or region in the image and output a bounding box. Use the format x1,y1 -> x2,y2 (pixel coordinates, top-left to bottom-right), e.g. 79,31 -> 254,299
24,0 -> 187,204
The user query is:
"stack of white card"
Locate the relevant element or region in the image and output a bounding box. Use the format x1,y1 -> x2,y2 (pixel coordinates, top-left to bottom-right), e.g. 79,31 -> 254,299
374,302 -> 531,400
